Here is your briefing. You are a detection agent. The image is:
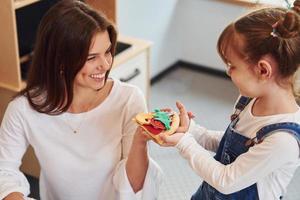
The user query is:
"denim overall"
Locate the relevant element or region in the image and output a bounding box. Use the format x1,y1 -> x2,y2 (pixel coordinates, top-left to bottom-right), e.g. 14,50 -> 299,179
191,96 -> 300,200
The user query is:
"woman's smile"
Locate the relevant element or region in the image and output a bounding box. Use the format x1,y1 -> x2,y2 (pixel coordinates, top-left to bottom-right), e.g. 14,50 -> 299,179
89,73 -> 106,82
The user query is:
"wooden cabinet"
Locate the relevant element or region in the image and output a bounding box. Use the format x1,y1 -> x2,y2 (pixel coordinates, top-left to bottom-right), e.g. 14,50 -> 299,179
85,0 -> 116,23
1,0 -> 23,91
110,36 -> 151,99
111,52 -> 148,96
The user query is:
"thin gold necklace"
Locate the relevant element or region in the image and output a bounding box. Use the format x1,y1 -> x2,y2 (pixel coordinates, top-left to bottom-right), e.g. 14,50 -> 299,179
63,92 -> 103,134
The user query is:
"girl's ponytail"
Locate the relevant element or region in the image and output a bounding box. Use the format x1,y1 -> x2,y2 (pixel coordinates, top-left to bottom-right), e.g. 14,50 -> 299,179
276,0 -> 300,39
288,0 -> 300,101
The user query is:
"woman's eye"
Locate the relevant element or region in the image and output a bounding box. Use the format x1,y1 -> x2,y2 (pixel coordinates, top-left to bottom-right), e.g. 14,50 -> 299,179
87,56 -> 96,61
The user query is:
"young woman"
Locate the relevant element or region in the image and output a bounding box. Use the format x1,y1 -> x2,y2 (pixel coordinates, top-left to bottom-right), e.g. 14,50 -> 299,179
0,1 -> 162,200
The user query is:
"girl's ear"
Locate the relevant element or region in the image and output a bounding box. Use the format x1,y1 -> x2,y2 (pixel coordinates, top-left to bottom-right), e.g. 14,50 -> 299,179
256,59 -> 273,80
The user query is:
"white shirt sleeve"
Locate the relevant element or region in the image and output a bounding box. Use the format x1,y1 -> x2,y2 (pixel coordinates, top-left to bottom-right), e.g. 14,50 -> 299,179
188,120 -> 224,152
0,100 -> 30,199
176,131 -> 299,194
112,87 -> 163,200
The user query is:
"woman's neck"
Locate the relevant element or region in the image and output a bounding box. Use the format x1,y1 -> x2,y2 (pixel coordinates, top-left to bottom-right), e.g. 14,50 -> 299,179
68,79 -> 113,113
252,85 -> 298,117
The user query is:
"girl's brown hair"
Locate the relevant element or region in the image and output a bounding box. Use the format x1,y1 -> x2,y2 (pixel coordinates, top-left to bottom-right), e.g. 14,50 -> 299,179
18,0 -> 117,115
218,0 -> 300,97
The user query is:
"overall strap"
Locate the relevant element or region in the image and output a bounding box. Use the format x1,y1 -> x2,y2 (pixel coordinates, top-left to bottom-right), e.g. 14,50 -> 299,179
246,122 -> 300,147
256,122 -> 300,143
256,123 -> 299,200
231,96 -> 252,121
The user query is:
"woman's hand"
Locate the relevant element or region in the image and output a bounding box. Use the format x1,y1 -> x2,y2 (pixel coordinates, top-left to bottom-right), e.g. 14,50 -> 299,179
133,126 -> 152,146
4,192 -> 25,200
160,101 -> 194,146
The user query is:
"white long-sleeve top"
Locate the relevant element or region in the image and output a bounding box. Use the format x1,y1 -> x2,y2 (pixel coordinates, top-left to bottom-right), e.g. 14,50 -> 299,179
176,98 -> 300,200
0,79 -> 162,200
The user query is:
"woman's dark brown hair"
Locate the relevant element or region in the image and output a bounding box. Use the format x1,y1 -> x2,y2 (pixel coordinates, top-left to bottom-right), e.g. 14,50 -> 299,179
218,0 -> 300,96
18,0 -> 117,115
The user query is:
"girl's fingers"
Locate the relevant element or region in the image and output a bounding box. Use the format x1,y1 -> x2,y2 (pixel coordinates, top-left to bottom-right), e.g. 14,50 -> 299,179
177,101 -> 188,117
176,101 -> 189,126
187,111 -> 195,119
176,101 -> 187,114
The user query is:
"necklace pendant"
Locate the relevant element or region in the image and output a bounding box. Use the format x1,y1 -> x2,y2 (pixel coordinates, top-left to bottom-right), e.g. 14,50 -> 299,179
73,130 -> 77,134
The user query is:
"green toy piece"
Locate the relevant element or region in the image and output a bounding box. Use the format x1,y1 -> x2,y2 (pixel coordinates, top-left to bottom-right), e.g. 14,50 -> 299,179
153,109 -> 171,130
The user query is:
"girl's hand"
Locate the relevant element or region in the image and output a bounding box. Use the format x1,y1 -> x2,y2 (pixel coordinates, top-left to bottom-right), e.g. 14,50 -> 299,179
160,132 -> 185,147
160,103 -> 195,132
159,101 -> 194,146
175,101 -> 193,133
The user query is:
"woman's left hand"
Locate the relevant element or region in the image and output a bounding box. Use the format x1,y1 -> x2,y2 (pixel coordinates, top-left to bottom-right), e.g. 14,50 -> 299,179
133,126 -> 152,145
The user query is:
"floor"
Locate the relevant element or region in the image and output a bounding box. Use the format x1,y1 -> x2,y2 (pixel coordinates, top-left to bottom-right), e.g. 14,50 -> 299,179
148,67 -> 300,200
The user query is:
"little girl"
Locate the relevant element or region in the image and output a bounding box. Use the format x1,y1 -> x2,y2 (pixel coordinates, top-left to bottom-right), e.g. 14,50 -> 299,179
159,1 -> 300,199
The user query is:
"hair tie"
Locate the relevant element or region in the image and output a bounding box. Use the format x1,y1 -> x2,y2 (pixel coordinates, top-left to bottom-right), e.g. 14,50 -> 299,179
270,22 -> 279,38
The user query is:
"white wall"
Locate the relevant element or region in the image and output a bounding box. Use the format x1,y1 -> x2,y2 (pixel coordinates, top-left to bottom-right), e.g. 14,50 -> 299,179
117,0 -> 250,77
117,0 -> 180,77
177,0 -> 248,71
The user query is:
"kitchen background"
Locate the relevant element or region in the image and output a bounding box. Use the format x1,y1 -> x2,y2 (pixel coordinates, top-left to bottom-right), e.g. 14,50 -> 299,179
0,0 -> 299,199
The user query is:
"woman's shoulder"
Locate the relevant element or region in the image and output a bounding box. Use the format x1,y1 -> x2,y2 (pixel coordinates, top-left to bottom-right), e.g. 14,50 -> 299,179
8,95 -> 29,111
110,79 -> 146,111
3,95 -> 32,120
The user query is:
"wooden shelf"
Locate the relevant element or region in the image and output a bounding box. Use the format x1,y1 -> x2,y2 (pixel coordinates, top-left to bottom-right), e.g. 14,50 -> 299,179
216,0 -> 291,7
21,80 -> 26,89
14,0 -> 40,9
